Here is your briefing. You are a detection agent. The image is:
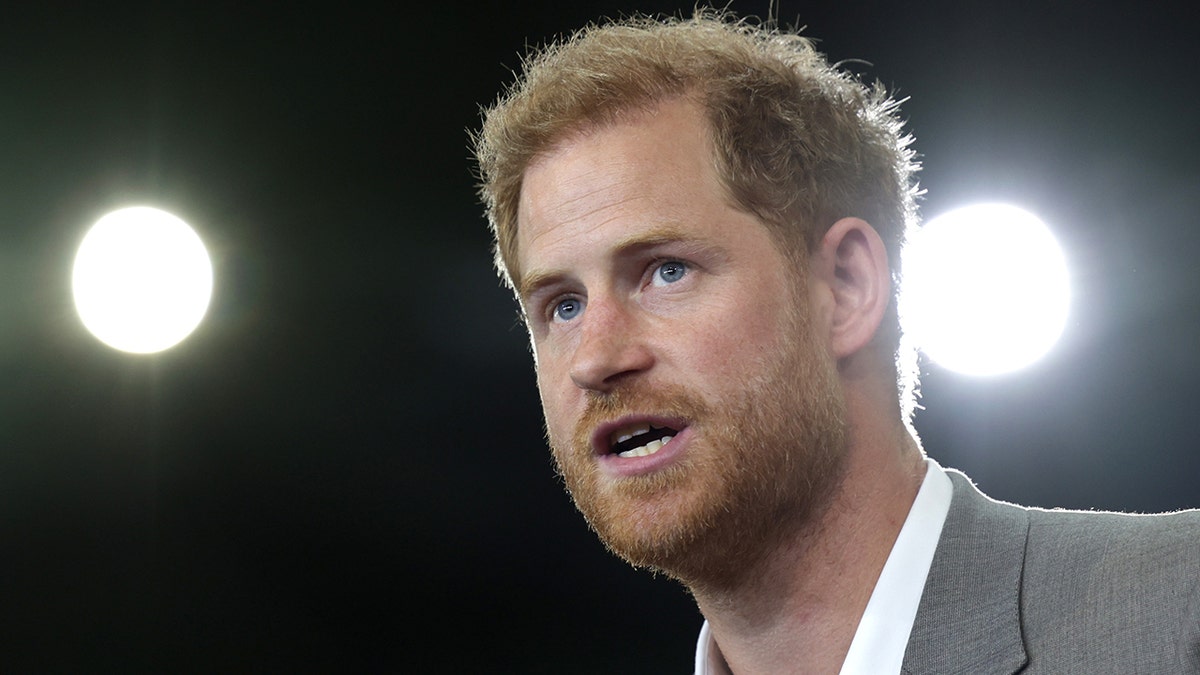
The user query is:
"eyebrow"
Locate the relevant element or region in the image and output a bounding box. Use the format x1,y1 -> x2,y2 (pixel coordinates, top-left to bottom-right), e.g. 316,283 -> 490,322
517,225 -> 716,301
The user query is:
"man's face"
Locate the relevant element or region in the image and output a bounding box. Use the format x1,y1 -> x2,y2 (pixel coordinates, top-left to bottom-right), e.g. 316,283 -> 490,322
515,99 -> 847,585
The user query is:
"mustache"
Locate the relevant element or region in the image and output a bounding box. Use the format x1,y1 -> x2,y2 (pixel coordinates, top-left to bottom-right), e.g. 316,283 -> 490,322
571,384 -> 711,449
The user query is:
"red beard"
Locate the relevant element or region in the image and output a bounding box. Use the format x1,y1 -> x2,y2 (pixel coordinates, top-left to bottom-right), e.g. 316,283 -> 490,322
550,309 -> 848,590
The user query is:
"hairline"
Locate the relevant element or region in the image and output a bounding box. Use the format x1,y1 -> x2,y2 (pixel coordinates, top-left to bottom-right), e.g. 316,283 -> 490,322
509,92 -> 811,292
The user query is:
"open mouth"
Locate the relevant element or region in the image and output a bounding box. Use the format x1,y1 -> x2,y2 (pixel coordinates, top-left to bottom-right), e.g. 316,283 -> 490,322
607,422 -> 679,458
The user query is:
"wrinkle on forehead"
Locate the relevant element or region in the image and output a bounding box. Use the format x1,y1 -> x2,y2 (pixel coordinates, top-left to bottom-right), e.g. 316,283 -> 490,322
521,107 -> 715,205
514,99 -> 729,284
519,171 -> 653,255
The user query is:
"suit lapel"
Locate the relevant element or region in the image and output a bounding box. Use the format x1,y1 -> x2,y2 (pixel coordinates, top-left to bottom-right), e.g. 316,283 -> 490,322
901,470 -> 1030,674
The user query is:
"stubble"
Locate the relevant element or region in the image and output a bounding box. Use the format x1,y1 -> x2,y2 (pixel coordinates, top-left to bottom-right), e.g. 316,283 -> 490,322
549,304 -> 849,591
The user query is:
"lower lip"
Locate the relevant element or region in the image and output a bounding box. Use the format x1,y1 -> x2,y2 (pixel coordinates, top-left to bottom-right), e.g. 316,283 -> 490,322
596,427 -> 692,477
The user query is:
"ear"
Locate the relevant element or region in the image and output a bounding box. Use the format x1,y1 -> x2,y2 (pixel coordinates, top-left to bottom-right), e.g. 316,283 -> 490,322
812,217 -> 891,360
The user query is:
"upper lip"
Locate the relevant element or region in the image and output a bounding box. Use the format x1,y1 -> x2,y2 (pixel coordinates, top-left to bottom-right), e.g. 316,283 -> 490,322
590,414 -> 687,456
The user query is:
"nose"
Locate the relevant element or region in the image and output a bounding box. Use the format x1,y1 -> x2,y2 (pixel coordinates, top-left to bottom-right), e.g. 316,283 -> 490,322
568,298 -> 654,392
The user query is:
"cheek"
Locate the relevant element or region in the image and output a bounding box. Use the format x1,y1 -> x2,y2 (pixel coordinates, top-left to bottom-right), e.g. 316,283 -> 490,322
688,293 -> 795,378
534,357 -> 575,443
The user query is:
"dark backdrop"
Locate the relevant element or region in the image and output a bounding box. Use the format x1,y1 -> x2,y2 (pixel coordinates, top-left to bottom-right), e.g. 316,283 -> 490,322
2,1 -> 1197,672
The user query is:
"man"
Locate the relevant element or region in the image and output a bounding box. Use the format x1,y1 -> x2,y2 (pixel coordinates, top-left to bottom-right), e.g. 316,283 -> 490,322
474,11 -> 1200,674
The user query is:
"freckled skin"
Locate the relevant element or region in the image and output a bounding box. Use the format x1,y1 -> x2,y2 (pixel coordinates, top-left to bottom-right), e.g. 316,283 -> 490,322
515,99 -> 847,586
517,103 -> 804,424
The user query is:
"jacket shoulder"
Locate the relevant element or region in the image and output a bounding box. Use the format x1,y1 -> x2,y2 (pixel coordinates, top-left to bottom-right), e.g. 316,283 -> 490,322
957,472 -> 1200,672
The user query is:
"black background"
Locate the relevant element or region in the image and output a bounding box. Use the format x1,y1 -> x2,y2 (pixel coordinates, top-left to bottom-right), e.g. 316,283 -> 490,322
2,1 -> 1198,672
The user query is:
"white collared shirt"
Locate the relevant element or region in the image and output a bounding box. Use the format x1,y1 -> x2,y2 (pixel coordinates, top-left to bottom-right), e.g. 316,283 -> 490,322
694,458 -> 953,675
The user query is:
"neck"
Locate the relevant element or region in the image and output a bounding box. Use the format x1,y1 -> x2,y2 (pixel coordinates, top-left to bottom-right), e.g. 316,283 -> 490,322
692,426 -> 926,674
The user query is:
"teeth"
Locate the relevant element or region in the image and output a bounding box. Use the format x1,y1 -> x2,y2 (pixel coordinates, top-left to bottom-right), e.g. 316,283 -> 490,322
613,424 -> 650,446
616,435 -> 674,459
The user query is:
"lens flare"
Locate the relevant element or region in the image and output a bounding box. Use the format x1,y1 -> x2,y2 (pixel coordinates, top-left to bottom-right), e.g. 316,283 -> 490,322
73,206 -> 213,354
902,203 -> 1070,376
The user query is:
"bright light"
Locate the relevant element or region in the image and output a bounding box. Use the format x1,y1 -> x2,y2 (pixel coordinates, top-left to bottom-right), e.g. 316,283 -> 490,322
902,203 -> 1070,376
72,206 -> 213,354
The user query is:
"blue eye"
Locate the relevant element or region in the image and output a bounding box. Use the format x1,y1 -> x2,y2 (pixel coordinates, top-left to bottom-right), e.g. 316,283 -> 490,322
654,261 -> 688,285
553,297 -> 584,322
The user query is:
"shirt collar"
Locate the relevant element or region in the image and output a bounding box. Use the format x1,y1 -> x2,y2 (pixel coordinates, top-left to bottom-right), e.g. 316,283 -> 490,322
694,458 -> 953,675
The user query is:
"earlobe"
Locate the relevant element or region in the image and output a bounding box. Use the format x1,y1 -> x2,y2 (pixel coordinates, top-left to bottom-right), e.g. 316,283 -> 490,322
816,217 -> 891,360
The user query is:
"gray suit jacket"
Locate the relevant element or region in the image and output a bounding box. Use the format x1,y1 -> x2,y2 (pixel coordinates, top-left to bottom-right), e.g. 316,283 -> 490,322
902,470 -> 1200,674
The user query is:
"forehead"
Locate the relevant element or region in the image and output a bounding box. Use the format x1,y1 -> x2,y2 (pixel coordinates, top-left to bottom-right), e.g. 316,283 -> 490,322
515,100 -> 728,278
